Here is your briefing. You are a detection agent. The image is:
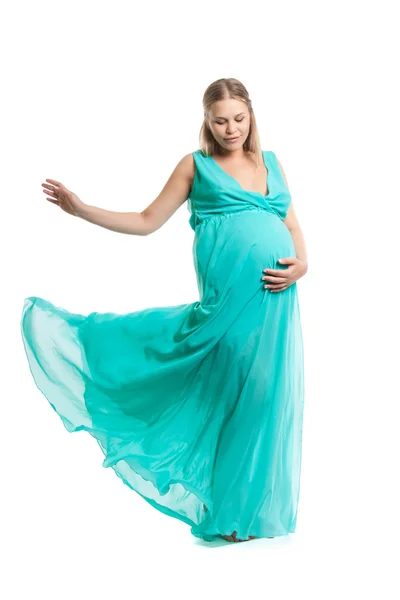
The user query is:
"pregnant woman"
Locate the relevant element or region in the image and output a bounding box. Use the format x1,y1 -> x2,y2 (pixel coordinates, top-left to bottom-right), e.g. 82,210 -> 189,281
21,77 -> 308,543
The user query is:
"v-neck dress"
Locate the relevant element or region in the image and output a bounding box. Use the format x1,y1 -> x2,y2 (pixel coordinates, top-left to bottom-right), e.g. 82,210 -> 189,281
20,148 -> 305,543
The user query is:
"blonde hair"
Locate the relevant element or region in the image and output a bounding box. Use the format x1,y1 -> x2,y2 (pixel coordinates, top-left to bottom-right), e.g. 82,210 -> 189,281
198,78 -> 263,166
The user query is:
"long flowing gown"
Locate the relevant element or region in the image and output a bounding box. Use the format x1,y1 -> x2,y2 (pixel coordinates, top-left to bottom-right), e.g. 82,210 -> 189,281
20,149 -> 305,542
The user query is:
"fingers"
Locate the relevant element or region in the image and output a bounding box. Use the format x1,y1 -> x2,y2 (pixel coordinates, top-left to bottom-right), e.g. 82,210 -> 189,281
42,179 -> 65,196
262,275 -> 286,283
45,178 -> 63,186
42,186 -> 56,196
263,267 -> 288,275
266,285 -> 288,292
261,261 -> 292,294
42,181 -> 61,203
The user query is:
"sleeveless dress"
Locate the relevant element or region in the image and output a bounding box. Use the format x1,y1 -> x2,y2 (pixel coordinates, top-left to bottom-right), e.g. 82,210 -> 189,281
20,149 -> 305,542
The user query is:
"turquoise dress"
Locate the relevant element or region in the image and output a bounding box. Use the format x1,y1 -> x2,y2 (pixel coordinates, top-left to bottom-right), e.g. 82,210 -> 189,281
21,149 -> 305,542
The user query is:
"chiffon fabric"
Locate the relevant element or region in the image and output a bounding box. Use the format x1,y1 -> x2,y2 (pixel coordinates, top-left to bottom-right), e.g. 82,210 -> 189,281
21,149 -> 305,542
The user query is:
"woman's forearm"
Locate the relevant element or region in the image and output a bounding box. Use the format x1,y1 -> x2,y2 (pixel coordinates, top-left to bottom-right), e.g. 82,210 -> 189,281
289,227 -> 308,267
77,204 -> 150,236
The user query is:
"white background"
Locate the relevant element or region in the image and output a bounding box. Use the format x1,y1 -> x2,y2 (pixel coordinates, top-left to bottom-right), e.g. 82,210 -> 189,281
2,0 -> 399,598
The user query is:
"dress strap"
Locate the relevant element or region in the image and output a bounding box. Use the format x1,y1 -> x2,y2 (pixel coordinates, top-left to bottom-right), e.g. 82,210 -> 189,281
265,151 -> 285,186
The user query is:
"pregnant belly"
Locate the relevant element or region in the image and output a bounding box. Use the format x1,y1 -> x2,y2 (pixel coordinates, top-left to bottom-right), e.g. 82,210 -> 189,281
193,209 -> 295,302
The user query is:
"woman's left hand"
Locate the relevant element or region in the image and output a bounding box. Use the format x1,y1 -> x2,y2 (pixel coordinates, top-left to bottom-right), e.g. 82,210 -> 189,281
261,257 -> 308,292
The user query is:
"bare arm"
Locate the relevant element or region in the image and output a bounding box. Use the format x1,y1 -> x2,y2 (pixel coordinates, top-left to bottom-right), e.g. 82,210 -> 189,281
75,153 -> 195,236
276,157 -> 308,267
77,204 -> 150,235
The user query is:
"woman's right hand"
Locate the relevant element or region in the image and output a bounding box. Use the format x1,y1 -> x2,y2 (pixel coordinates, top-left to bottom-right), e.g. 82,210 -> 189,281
42,178 -> 86,217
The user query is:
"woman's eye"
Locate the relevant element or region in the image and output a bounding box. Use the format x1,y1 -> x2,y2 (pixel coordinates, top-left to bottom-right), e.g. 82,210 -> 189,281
216,118 -> 244,125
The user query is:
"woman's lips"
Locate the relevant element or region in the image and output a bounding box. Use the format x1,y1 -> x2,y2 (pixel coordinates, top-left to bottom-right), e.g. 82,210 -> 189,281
225,136 -> 239,142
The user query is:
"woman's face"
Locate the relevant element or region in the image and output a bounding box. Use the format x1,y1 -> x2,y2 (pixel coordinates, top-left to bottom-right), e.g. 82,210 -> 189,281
206,98 -> 250,153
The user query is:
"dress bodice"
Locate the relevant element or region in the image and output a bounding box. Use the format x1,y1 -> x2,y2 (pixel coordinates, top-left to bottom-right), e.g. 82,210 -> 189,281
187,150 -> 292,231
